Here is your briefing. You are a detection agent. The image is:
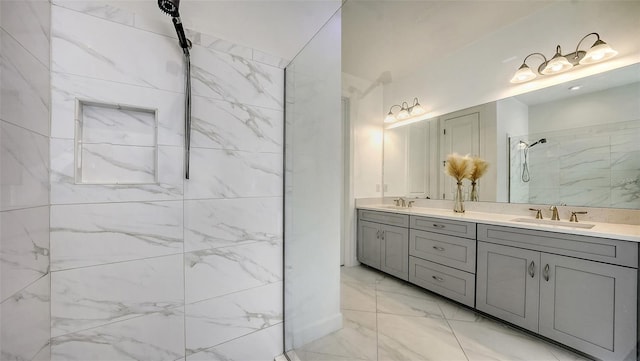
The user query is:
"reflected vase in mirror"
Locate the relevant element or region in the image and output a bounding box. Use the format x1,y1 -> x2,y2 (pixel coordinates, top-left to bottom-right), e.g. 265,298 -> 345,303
470,182 -> 479,202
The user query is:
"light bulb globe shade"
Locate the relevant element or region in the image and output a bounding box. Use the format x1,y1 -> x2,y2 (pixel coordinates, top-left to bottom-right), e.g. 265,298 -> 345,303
410,103 -> 425,116
580,40 -> 617,65
397,108 -> 410,120
510,63 -> 536,83
384,112 -> 397,124
541,54 -> 573,75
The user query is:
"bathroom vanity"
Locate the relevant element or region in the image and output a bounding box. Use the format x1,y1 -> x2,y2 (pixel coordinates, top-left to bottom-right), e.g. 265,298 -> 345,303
357,205 -> 640,361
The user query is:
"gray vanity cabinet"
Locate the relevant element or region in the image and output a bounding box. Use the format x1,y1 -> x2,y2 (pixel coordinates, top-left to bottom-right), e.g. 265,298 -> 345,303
476,242 -> 540,333
539,253 -> 637,361
357,210 -> 410,280
477,224 -> 638,361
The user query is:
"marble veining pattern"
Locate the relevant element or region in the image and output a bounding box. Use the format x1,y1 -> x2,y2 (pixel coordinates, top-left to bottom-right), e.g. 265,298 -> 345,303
1,206 -> 50,302
184,197 -> 282,252
185,282 -> 283,355
294,265 -> 588,361
51,254 -> 184,337
51,307 -> 184,361
0,0 -> 51,67
186,324 -> 283,361
0,28 -> 50,137
185,241 -> 282,304
51,201 -> 183,271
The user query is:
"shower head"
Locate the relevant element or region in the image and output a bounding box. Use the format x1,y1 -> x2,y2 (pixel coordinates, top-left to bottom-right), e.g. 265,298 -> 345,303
529,138 -> 547,148
158,0 -> 180,17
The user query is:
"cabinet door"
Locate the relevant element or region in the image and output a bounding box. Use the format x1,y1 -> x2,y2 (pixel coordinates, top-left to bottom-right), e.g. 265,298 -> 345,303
539,253 -> 637,361
380,224 -> 409,280
476,242 -> 540,333
358,220 -> 381,269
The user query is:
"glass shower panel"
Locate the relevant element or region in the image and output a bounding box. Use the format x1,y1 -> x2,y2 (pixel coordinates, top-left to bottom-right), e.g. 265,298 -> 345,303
283,9 -> 342,356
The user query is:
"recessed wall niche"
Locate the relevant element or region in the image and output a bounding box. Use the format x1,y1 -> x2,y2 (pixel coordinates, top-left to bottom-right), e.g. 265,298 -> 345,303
75,100 -> 158,184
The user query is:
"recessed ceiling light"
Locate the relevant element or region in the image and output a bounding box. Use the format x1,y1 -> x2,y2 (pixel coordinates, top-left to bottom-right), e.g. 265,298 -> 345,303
569,85 -> 582,91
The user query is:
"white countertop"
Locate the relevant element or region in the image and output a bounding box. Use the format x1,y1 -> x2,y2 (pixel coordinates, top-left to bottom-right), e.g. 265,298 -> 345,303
358,204 -> 640,243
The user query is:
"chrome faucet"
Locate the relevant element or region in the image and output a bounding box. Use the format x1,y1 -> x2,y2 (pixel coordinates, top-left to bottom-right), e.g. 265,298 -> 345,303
549,205 -> 560,221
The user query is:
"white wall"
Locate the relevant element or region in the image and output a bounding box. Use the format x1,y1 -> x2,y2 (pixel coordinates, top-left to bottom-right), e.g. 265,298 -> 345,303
0,1 -> 51,360
46,2 -> 286,360
285,11 -> 342,349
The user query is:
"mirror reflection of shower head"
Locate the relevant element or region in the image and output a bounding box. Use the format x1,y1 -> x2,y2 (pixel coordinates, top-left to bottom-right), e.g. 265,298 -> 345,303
529,138 -> 547,148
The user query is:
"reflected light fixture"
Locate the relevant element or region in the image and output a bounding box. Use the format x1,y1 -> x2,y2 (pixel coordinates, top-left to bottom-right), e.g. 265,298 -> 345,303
510,32 -> 617,84
384,97 -> 425,123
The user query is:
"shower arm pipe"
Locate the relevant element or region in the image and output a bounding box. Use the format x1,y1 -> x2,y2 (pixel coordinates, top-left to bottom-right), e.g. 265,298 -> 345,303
184,49 -> 191,179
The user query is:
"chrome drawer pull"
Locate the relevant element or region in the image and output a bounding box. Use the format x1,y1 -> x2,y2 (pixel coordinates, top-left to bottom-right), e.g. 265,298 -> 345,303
432,246 -> 446,252
432,275 -> 445,282
528,261 -> 535,278
432,224 -> 445,229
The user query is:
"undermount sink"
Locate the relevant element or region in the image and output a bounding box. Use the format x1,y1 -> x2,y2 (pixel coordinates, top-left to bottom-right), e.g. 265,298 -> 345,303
511,217 -> 595,229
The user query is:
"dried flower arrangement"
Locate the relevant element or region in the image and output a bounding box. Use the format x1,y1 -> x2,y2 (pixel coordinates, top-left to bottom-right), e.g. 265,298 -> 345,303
469,156 -> 489,183
444,153 -> 472,183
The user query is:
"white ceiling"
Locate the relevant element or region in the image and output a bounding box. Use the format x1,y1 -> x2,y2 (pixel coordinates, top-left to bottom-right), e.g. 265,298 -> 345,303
102,0 -> 342,62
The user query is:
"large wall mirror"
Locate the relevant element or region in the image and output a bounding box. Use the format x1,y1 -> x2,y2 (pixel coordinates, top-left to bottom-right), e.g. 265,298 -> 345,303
383,64 -> 640,209
340,1 -> 639,210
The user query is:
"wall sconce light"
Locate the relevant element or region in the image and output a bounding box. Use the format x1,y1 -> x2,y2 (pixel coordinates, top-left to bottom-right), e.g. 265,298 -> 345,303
510,32 -> 617,84
384,97 -> 426,123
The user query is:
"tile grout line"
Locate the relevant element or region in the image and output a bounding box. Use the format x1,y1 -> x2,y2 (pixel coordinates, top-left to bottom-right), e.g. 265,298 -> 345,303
437,302 -> 471,361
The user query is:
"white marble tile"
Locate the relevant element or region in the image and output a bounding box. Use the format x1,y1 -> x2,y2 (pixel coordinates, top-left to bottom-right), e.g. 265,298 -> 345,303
559,169 -> 610,188
51,72 -> 183,146
50,139 -> 183,204
51,5 -> 184,93
0,0 -> 50,67
81,103 -> 156,146
186,324 -> 283,361
191,45 -> 284,110
438,300 -> 484,322
448,317 -> 561,361
557,138 -> 610,171
611,170 -> 640,209
191,95 -> 283,153
184,197 -> 281,252
0,29 -> 50,136
252,49 -> 289,69
341,282 -> 376,312
0,121 -> 49,211
51,254 -> 184,337
377,313 -> 467,361
376,289 -> 443,318
340,265 -> 386,285
185,240 -> 282,304
0,206 -> 49,302
51,201 -> 183,271
185,282 -> 282,355
199,33 -> 253,60
31,343 -> 51,361
0,274 -> 50,361
51,0 -> 134,26
51,307 -> 184,361
297,310 -> 377,361
184,148 -> 282,199
611,150 -> 640,171
78,143 -> 157,184
560,187 -> 611,208
132,12 -> 180,39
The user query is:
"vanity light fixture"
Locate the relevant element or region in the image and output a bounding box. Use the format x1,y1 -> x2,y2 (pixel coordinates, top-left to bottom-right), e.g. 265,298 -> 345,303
384,97 -> 425,123
510,32 -> 618,84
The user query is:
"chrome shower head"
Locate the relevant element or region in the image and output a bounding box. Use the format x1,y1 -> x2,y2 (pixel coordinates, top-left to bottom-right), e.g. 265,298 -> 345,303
158,0 -> 180,17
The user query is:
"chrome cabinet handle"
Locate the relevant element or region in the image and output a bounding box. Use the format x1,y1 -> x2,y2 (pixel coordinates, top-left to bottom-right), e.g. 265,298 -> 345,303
432,246 -> 446,252
543,264 -> 550,281
432,275 -> 444,282
432,224 -> 445,229
528,261 -> 535,278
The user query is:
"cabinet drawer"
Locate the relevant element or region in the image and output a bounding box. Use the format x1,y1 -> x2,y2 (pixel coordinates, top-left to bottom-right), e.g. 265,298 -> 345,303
478,224 -> 638,268
409,256 -> 475,307
358,209 -> 409,227
410,215 -> 476,239
410,229 -> 476,273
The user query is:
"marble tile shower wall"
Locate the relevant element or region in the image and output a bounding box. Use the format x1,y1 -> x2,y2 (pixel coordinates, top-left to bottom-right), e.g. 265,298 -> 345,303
510,122 -> 640,209
0,1 -> 52,360
48,2 -> 285,360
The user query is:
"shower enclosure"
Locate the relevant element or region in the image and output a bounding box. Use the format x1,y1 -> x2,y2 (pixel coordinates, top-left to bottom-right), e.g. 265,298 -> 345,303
283,8 -> 343,358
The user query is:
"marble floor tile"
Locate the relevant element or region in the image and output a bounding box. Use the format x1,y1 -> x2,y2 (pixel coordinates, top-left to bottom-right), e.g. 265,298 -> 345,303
297,310 -> 377,361
341,282 -> 376,312
448,317 -> 559,361
295,265 -> 587,361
